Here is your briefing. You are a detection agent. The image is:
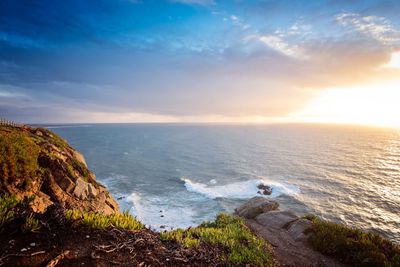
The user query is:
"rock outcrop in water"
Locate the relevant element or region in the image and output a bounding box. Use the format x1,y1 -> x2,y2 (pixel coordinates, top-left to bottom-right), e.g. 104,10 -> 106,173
0,125 -> 119,215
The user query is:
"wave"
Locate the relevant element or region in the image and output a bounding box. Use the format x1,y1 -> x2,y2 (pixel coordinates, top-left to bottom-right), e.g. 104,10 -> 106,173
126,192 -> 200,230
181,177 -> 299,199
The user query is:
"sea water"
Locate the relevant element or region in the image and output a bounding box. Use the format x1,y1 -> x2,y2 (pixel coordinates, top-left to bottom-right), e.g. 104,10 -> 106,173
48,123 -> 400,242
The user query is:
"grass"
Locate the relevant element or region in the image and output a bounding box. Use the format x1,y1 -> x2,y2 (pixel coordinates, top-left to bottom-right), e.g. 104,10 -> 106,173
69,157 -> 92,182
65,209 -> 144,231
160,213 -> 272,266
0,130 -> 40,188
305,216 -> 400,267
30,127 -> 70,151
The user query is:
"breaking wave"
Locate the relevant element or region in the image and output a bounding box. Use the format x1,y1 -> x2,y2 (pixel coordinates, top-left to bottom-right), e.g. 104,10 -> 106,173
181,177 -> 299,199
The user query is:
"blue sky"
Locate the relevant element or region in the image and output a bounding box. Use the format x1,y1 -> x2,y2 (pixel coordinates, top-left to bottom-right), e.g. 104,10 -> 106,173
1,0 -> 400,123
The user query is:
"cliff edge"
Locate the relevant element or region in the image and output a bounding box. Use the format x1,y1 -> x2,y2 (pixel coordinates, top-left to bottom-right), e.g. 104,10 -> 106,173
0,124 -> 119,215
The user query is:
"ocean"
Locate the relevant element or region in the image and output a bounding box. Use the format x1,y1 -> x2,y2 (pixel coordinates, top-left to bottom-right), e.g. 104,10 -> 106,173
48,123 -> 400,242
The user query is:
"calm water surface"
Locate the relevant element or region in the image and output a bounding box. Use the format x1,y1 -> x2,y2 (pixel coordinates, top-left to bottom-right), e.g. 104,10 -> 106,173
48,124 -> 400,242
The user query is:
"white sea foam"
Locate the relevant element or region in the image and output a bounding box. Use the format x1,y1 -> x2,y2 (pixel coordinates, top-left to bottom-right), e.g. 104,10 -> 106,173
126,192 -> 200,230
182,177 -> 299,199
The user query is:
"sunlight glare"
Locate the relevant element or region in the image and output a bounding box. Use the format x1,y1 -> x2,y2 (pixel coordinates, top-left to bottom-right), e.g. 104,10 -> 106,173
291,80 -> 400,128
384,51 -> 400,69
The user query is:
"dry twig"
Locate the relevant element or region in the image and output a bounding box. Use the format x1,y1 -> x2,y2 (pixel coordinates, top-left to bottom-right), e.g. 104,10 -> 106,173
46,250 -> 70,267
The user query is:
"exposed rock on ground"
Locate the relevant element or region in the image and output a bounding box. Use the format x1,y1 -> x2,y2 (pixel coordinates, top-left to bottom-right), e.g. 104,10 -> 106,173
236,197 -> 347,267
235,197 -> 279,219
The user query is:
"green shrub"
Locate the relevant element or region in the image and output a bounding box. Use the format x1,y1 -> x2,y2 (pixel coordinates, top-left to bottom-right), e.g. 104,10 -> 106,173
161,214 -> 272,266
0,194 -> 39,232
65,209 -> 144,231
24,213 -> 41,232
0,194 -> 19,228
69,157 -> 91,181
305,216 -> 400,267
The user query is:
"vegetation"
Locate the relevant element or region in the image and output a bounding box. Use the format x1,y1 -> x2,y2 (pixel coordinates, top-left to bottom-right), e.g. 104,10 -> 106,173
69,156 -> 92,182
0,194 -> 19,228
0,194 -> 40,232
160,213 -> 272,266
65,209 -> 144,231
24,213 -> 41,232
30,127 -> 69,151
0,130 -> 40,188
305,216 -> 400,267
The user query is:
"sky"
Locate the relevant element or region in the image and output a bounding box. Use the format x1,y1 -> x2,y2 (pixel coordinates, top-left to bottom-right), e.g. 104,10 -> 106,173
1,0 -> 400,126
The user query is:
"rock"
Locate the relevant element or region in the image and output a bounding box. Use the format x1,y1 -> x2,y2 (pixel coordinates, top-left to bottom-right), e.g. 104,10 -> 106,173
0,125 -> 120,215
235,197 -> 279,219
21,248 -> 28,252
31,192 -> 53,213
73,178 -> 90,200
87,183 -> 99,198
255,210 -> 298,229
287,219 -> 312,242
257,183 -> 273,195
30,242 -> 36,247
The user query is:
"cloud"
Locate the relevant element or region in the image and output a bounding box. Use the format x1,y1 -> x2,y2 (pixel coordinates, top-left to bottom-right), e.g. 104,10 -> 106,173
335,12 -> 400,45
243,34 -> 305,59
259,35 -> 304,58
1,0 -> 400,123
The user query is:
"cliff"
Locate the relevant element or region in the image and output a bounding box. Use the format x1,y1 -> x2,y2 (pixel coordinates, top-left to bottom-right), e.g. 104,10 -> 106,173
0,125 -> 119,215
0,125 -> 273,266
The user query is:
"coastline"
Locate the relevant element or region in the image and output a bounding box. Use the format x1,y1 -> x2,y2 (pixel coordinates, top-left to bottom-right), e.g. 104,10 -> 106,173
0,125 -> 399,266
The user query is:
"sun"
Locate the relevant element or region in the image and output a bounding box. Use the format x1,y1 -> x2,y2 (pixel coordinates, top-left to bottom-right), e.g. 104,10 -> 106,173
384,51 -> 400,69
290,80 -> 400,128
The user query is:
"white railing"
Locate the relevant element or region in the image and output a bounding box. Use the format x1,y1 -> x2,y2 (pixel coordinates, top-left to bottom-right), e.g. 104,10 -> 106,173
0,118 -> 23,127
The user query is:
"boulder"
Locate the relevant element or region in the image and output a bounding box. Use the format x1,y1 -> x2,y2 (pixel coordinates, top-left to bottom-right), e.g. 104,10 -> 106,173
235,197 -> 279,219
255,210 -> 298,229
287,218 -> 312,241
73,178 -> 90,200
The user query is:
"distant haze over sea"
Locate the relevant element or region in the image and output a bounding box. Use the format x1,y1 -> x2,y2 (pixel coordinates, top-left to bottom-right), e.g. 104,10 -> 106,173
47,123 -> 400,243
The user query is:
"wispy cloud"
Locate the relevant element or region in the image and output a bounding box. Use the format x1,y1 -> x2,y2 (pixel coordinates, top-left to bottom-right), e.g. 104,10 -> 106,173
259,35 -> 304,58
336,12 -> 400,45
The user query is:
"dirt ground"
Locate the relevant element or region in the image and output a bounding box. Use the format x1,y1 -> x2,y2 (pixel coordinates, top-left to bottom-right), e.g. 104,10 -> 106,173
0,206 -> 230,267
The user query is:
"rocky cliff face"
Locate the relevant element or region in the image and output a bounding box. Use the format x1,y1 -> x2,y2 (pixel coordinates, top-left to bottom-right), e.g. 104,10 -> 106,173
0,125 -> 119,215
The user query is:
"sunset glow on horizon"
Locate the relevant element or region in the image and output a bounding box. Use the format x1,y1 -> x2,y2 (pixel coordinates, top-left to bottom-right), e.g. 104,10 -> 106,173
288,81 -> 400,129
